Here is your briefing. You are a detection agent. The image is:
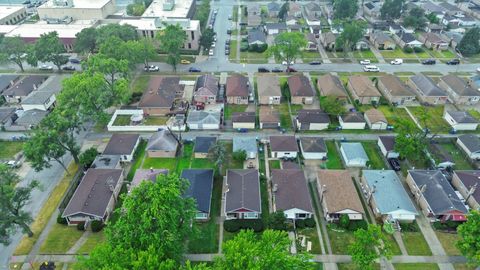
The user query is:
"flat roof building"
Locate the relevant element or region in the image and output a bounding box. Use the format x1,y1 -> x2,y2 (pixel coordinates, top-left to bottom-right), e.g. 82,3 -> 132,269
38,0 -> 116,20
0,5 -> 27,25
141,0 -> 195,19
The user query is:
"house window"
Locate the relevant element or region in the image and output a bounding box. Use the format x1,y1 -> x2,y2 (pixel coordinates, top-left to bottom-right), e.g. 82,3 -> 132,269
188,43 -> 192,49
196,212 -> 207,219
243,212 -> 258,219
191,31 -> 194,40
297,213 -> 307,219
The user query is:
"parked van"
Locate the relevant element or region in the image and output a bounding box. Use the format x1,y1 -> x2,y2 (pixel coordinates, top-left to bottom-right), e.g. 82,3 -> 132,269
363,65 -> 380,72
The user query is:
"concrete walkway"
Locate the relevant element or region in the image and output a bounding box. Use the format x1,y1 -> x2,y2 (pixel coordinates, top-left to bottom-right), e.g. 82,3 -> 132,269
393,231 -> 408,255
318,45 -> 331,64
263,144 -> 273,213
66,231 -> 91,254
403,106 -> 423,129
416,216 -> 455,270
369,45 -> 386,64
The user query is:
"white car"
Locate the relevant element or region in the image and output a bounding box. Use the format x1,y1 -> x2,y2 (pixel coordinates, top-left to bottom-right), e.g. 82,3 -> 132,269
211,42 -> 216,48
363,65 -> 380,72
282,60 -> 294,65
360,59 -> 371,65
209,49 -> 214,56
390,58 -> 403,65
144,65 -> 159,72
39,64 -> 53,70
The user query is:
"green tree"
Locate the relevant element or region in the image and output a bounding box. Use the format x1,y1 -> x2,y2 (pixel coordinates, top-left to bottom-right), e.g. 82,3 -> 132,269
403,7 -> 427,30
158,23 -> 187,72
394,118 -> 427,162
333,0 -> 358,19
74,28 -> 98,54
214,229 -> 315,270
207,141 -> 227,175
426,12 -> 440,24
96,24 -> 138,46
457,210 -> 480,267
79,147 -> 99,168
232,150 -> 247,161
199,28 -> 215,50
267,211 -> 288,231
336,20 -> 366,57
321,96 -> 347,116
98,36 -> 145,65
77,174 -> 197,269
268,32 -> 307,71
278,2 -> 289,20
380,0 -> 403,20
458,27 -> 480,56
348,224 -> 392,270
23,128 -> 69,172
139,38 -> 157,66
0,164 -> 39,244
0,36 -> 30,72
30,31 -> 68,70
195,0 -> 210,29
126,1 -> 146,16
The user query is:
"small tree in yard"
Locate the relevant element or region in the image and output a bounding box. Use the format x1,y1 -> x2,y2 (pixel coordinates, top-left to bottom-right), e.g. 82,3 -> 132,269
268,32 -> 307,72
336,20 -> 366,59
0,36 -> 30,72
394,118 -> 428,163
207,141 -> 227,175
28,31 -> 69,70
79,147 -> 99,168
456,210 -> 480,267
199,28 -> 215,51
322,96 -> 346,117
267,211 -> 288,231
348,224 -> 392,270
232,150 -> 247,161
158,23 -> 187,72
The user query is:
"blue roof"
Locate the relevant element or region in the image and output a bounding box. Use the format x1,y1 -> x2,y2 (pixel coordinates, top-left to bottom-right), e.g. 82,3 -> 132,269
181,169 -> 214,213
233,137 -> 258,154
363,170 -> 417,215
340,143 -> 368,161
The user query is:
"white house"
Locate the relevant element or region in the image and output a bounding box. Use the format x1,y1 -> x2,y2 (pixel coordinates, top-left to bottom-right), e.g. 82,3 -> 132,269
377,136 -> 399,159
269,135 -> 298,159
364,109 -> 388,130
21,91 -> 56,111
339,113 -> 366,130
299,137 -> 327,160
340,142 -> 369,167
456,134 -> 480,160
272,169 -> 313,219
443,111 -> 479,131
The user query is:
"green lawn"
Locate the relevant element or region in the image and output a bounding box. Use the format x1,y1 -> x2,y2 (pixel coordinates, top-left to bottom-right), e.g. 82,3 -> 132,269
132,75 -> 149,94
401,232 -> 432,256
229,40 -> 238,60
223,141 -> 243,173
113,115 -> 131,126
435,232 -> 461,256
327,227 -> 354,254
290,104 -> 303,116
432,142 -> 474,170
191,158 -> 215,169
126,140 -> 147,181
361,141 -> 387,169
0,141 -> 24,160
376,106 -> 416,128
77,231 -> 106,254
302,51 -> 321,61
142,157 -> 177,172
177,143 -> 194,172
385,234 -> 402,255
224,104 -> 247,120
232,5 -> 238,22
279,103 -> 292,129
325,141 -> 344,169
269,160 -> 280,170
468,109 -> 480,121
143,116 -> 169,125
408,106 -> 450,133
338,264 -> 380,270
297,227 -> 322,254
380,48 -> 414,59
240,51 -> 269,64
39,224 -> 84,254
393,264 -> 439,270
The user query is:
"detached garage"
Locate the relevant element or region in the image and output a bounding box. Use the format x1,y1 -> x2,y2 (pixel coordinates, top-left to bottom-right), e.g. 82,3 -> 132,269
364,108 -> 388,130
299,137 -> 327,160
340,142 -> 369,167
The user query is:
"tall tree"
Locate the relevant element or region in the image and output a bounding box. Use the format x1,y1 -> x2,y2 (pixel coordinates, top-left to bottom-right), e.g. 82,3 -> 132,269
199,28 -> 215,51
333,0 -> 358,19
394,118 -> 427,163
214,230 -> 315,270
0,165 -> 39,245
457,210 -> 480,267
158,24 -> 187,72
380,0 -> 403,20
30,31 -> 68,70
321,96 -> 346,117
0,36 -> 30,72
336,20 -> 367,57
96,24 -> 138,46
426,12 -> 440,24
268,32 -> 307,71
77,174 -> 197,269
74,28 -> 98,54
403,7 -> 427,30
23,129 -> 69,172
457,27 -> 480,56
278,2 -> 289,20
196,0 -> 210,29
348,224 -> 392,270
207,141 -> 227,175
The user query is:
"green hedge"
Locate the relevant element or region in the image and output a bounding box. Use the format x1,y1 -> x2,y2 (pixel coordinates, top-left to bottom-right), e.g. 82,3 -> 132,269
224,219 -> 264,233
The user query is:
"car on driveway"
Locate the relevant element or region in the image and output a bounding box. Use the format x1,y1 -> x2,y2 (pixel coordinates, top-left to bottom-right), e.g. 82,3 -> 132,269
422,59 -> 436,65
144,65 -> 159,72
272,67 -> 283,73
309,61 -> 322,65
390,58 -> 403,65
360,59 -> 371,65
188,67 -> 201,72
388,158 -> 401,171
62,65 -> 76,71
39,64 -> 53,70
446,59 -> 460,65
258,67 -> 270,72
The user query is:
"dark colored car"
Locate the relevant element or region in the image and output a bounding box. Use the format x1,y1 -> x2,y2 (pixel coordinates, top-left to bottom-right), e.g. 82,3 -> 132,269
388,158 -> 401,171
446,59 -> 460,65
422,59 -> 436,65
188,67 -> 201,72
286,67 -> 297,72
258,67 -> 270,73
309,61 -> 322,65
271,67 -> 283,72
225,50 -> 230,55
62,65 -> 76,71
69,58 -> 81,64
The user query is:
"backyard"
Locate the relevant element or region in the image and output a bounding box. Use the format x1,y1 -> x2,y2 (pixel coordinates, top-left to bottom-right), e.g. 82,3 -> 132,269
224,104 -> 247,120
429,141 -> 474,170
0,140 -> 24,160
324,141 -> 344,169
361,141 -> 387,169
408,106 -> 450,133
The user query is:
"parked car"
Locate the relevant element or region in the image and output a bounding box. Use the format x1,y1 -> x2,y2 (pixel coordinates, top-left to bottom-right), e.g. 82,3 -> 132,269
188,67 -> 201,72
225,44 -> 230,50
446,59 -> 460,65
388,158 -> 401,171
258,67 -> 270,72
282,60 -> 294,65
69,58 -> 81,64
309,61 -> 322,65
390,58 -> 403,65
62,65 -> 76,71
360,59 -> 371,65
228,14 -> 232,20
225,49 -> 230,55
180,59 -> 191,64
272,67 -> 283,73
39,64 -> 53,70
144,65 -> 159,72
211,42 -> 216,48
422,59 -> 436,65
286,67 -> 297,72
363,65 -> 379,72
209,49 -> 214,56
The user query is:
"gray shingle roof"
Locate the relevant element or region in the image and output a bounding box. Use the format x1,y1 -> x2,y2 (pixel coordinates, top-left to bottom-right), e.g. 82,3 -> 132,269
0,107 -> 15,123
299,137 -> 327,153
297,109 -> 330,124
447,111 -> 479,124
104,134 -> 140,155
379,136 -> 395,152
15,109 -> 47,126
194,136 -> 217,153
458,134 -> 480,153
181,169 -> 214,213
341,112 -> 365,123
3,75 -> 48,97
248,28 -> 266,44
233,137 -> 258,155
21,91 -> 54,105
187,111 -> 221,125
379,75 -> 415,97
232,112 -> 255,123
146,130 -> 178,152
454,170 -> 480,203
267,2 -> 280,12
270,135 -> 299,152
130,169 -> 168,190
340,143 -> 369,162
225,169 -> 261,212
441,75 -> 479,97
257,75 -> 281,97
0,75 -> 19,93
410,74 -> 447,97
272,169 -> 313,213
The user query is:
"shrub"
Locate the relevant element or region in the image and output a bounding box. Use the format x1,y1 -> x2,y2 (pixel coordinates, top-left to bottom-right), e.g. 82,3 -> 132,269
256,44 -> 268,53
348,220 -> 368,231
403,47 -> 414,53
251,220 -> 264,232
224,219 -> 264,233
413,46 -> 424,53
224,220 -> 241,232
295,219 -> 306,229
91,220 -> 104,232
77,221 -> 86,231
305,218 -> 316,228
267,211 -> 288,231
57,214 -> 68,225
339,215 -> 350,229
400,222 -> 419,232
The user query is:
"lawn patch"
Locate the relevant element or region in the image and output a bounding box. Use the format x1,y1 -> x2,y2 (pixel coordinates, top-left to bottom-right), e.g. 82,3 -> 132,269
278,103 -> 292,129
361,141 -> 387,169
429,141 -> 474,170
327,227 -> 354,254
0,140 -> 24,160
402,232 -> 432,255
191,158 -> 214,169
435,231 -> 461,256
384,233 -> 402,255
39,224 -> 84,254
325,141 -> 343,169
132,75 -> 149,94
393,264 -> 439,270
408,106 -> 450,133
143,116 -> 169,125
224,104 -> 247,120
229,40 -> 238,61
297,227 -> 322,254
77,231 -> 106,254
142,157 -> 177,172
188,221 -> 219,253
376,106 -> 416,128
126,140 -> 147,181
269,160 -> 280,170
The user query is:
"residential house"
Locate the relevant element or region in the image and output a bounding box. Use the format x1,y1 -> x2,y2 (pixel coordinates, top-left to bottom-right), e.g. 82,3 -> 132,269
317,74 -> 348,101
247,4 -> 261,16
269,135 -> 299,158
194,75 -> 219,105
146,130 -> 178,158
444,111 -> 479,131
440,31 -> 463,50
407,74 -> 448,105
129,169 -> 168,191
272,169 -> 313,219
316,170 -> 365,221
305,14 -> 320,27
288,75 -> 315,105
377,75 -> 416,105
247,14 -> 262,27
139,76 -> 184,116
418,32 -> 449,50
340,142 -> 369,167
247,28 -> 266,46
388,23 -> 402,35
347,75 -> 381,105
439,2 -> 464,16
305,33 -> 318,51
181,169 -> 215,220
295,109 -> 329,131
304,2 -> 322,17
362,170 -> 418,222
370,30 -> 396,50
62,168 -> 123,225
232,112 -> 256,129
103,134 -> 140,162
406,170 -> 468,222
442,14 -> 478,27
186,110 -> 221,130
225,169 -> 261,219
2,75 -> 47,104
456,134 -> 480,160
20,75 -> 66,111
299,137 -> 327,160
288,2 -> 302,17
257,75 -> 281,105
12,109 -> 47,130
264,22 -> 287,35
0,107 -> 16,130
451,170 -> 480,210
363,1 -> 381,21
0,75 -> 19,95
194,136 -> 216,158
320,32 -> 337,51
259,106 -> 280,129
339,112 -> 366,130
422,1 -> 447,18
267,2 -> 281,17
426,23 -> 443,33
377,136 -> 399,159
226,74 -> 249,105
439,75 -> 480,105
364,108 -> 388,130
285,15 -> 298,26
233,137 -> 258,159
395,31 -> 423,48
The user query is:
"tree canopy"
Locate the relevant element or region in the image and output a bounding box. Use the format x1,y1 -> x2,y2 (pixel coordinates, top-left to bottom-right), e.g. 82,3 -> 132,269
74,24 -> 139,54
333,0 -> 358,19
348,224 -> 392,270
458,27 -> 480,56
74,27 -> 97,54
158,23 -> 187,72
28,31 -> 68,70
394,118 -> 427,162
321,96 -> 347,116
208,141 -> 227,175
403,7 -> 427,30
457,210 -> 480,267
268,32 -> 307,70
199,28 -> 215,51
0,36 -> 30,72
336,20 -> 366,56
380,0 -> 403,20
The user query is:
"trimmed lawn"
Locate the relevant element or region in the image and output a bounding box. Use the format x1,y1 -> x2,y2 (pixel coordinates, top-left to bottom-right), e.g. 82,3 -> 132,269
39,224 -> 84,254
297,227 -> 322,254
435,232 -> 461,256
177,143 -> 194,173
14,163 -> 78,255
143,116 -> 169,125
290,104 -> 303,116
126,140 -> 147,181
453,264 -> 477,270
191,158 -> 215,169
325,141 -> 343,169
431,142 -> 474,170
240,51 -> 269,64
327,227 -> 354,254
269,160 -> 280,170
0,141 -> 24,160
229,40 -> 238,60
188,221 -> 219,253
142,157 -> 177,172
401,232 -> 432,255
385,234 -> 402,255
380,48 -> 412,59
361,141 -> 387,169
112,115 -> 131,126
77,231 -> 106,254
302,51 -> 321,61
376,106 -> 416,128
338,263 -> 380,270
393,264 -> 439,270
279,103 -> 292,129
408,106 -> 450,133
224,104 -> 247,120
132,75 -> 149,94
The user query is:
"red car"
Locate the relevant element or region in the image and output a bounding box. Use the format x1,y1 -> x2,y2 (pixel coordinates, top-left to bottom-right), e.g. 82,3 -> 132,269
286,67 -> 297,72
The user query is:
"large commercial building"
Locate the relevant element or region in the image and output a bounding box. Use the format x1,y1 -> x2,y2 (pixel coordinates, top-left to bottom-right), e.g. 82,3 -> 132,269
0,5 -> 27,25
141,0 -> 195,19
38,0 -> 116,21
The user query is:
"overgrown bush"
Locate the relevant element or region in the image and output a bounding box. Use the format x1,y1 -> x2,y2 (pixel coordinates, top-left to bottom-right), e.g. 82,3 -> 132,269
129,92 -> 143,103
432,221 -> 460,230
305,218 -> 316,228
57,214 -> 68,225
413,46 -> 424,53
77,221 -> 86,231
400,222 -> 419,232
339,214 -> 350,229
403,47 -> 414,53
295,219 -> 306,229
348,220 -> 368,231
267,211 -> 288,231
91,220 -> 104,232
224,219 -> 264,233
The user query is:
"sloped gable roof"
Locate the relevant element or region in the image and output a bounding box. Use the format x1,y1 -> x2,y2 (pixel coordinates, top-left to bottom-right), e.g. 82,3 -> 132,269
181,169 -> 214,213
225,169 -> 261,212
272,169 -> 313,213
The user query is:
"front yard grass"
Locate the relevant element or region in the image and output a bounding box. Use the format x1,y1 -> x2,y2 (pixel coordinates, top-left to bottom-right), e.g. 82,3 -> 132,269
408,106 -> 450,133
393,264 -> 439,270
384,234 -> 402,255
297,227 -> 322,254
77,231 -> 106,254
229,40 -> 238,60
14,163 -> 78,255
224,104 -> 247,120
132,75 -> 149,94
380,48 -> 412,59
39,224 -> 84,254
401,232 -> 432,255
435,231 -> 461,256
327,227 -> 354,254
302,51 -> 321,61
0,141 -> 24,160
325,141 -> 344,169
240,51 -> 269,64
361,141 -> 387,169
177,143 -> 194,173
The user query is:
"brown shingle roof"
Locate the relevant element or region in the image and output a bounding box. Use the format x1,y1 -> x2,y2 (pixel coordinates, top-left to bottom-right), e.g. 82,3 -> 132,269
317,74 -> 348,97
138,76 -> 183,108
288,75 -> 314,97
195,74 -> 219,96
378,75 -> 415,97
257,75 -> 281,97
103,134 -> 140,155
348,75 -> 381,97
225,169 -> 261,212
272,169 -> 313,213
226,74 -> 249,97
364,108 -> 387,124
441,75 -> 479,97
316,170 -> 364,214
340,112 -> 365,123
270,135 -> 298,152
232,112 -> 255,123
259,106 -> 280,123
